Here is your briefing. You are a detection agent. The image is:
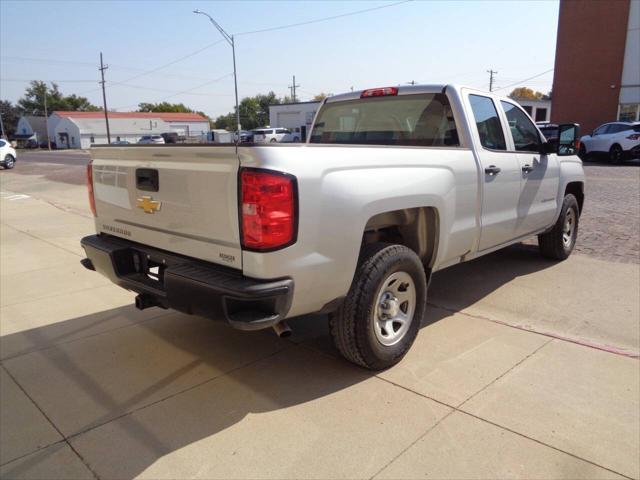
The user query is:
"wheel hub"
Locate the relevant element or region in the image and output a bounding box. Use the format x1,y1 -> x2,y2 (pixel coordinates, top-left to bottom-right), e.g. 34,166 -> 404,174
373,271 -> 416,346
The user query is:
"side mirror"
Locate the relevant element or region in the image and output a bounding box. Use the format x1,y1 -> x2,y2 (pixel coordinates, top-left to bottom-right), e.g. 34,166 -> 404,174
539,140 -> 557,155
557,123 -> 580,156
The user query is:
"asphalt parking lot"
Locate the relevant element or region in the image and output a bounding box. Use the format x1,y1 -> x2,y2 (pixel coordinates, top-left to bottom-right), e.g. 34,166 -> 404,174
1,151 -> 639,479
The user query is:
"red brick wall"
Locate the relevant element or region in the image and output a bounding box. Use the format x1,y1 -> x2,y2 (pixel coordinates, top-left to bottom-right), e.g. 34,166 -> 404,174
551,0 -> 630,134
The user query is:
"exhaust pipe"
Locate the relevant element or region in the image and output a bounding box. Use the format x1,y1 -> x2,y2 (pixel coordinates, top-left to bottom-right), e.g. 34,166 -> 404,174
272,320 -> 292,338
135,294 -> 160,310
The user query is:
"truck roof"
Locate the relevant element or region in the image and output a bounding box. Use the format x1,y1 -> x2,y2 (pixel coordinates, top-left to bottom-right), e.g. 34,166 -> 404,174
325,84 -> 497,104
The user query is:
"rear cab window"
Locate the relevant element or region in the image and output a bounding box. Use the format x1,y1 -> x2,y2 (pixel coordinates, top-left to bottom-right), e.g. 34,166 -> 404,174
309,93 -> 459,147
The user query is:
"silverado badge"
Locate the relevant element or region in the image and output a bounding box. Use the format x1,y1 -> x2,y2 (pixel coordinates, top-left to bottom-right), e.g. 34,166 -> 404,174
136,196 -> 161,214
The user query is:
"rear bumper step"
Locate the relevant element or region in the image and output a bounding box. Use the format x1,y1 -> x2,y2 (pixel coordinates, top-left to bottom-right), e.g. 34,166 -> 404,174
80,234 -> 293,330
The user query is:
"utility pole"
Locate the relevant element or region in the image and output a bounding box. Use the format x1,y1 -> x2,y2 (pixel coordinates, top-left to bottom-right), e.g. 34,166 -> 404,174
99,52 -> 111,144
289,75 -> 300,103
487,69 -> 497,92
193,10 -> 241,144
43,86 -> 51,150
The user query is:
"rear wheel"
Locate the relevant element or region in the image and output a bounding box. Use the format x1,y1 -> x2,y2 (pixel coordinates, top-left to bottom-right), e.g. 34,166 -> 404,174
609,144 -> 623,164
538,194 -> 579,260
3,155 -> 15,169
270,138 -> 277,143
329,243 -> 426,370
578,144 -> 589,161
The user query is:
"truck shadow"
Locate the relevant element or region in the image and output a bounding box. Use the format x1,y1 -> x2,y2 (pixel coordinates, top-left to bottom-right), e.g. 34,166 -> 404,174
0,243 -> 555,478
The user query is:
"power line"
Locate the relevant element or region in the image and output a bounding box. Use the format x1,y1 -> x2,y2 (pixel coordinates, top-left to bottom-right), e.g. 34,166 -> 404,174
235,0 -> 412,36
111,72 -> 233,110
492,68 -> 554,92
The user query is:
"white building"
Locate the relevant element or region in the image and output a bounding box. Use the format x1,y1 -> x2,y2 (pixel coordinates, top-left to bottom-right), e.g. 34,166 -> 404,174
49,111 -> 210,148
269,101 -> 321,140
619,0 -> 639,121
514,98 -> 552,123
14,116 -> 49,146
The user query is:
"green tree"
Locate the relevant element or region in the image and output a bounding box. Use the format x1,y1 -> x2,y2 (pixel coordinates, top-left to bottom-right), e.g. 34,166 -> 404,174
17,81 -> 100,114
0,100 -> 22,137
215,91 -> 282,130
137,102 -> 194,113
313,92 -> 328,101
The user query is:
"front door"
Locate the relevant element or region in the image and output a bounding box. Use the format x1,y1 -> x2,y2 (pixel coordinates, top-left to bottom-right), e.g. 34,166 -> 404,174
499,100 -> 560,235
467,93 -> 522,251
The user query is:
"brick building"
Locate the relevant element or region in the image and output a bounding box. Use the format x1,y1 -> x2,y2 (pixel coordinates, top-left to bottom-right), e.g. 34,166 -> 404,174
551,0 -> 639,134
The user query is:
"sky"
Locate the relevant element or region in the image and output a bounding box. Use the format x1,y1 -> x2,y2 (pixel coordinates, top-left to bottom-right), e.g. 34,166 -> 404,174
0,0 -> 559,119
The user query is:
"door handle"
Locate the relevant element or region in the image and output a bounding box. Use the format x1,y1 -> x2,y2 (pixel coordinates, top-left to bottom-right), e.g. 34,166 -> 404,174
522,164 -> 534,173
484,165 -> 501,176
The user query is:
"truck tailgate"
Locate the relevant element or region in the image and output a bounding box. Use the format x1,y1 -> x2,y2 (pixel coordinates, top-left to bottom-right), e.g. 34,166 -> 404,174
90,146 -> 241,269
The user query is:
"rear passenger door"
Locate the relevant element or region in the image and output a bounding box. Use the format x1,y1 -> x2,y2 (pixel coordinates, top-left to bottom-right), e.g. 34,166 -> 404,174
467,94 -> 522,250
500,100 -> 560,236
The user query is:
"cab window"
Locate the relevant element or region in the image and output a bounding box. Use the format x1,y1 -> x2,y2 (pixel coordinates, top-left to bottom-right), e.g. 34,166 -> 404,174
500,101 -> 541,152
469,95 -> 506,150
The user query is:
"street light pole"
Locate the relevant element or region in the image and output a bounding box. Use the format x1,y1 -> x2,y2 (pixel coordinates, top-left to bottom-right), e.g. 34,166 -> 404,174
193,9 -> 241,144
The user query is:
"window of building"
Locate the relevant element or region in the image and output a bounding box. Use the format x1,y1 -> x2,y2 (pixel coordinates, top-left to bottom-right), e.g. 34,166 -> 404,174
117,136 -> 121,141
90,136 -> 95,143
469,95 -> 506,150
500,101 -> 541,152
522,105 -> 533,115
71,137 -> 76,145
535,108 -> 548,122
619,104 -> 639,122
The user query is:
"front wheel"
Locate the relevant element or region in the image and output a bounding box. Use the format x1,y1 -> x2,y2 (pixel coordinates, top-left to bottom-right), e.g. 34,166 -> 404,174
609,144 -> 624,164
329,243 -> 426,370
3,155 -> 15,169
538,194 -> 579,260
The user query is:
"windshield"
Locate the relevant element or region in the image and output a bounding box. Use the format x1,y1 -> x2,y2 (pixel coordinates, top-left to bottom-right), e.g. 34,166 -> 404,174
309,93 -> 459,147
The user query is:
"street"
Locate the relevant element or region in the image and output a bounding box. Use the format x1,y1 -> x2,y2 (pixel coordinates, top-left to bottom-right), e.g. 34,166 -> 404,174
0,150 -> 639,479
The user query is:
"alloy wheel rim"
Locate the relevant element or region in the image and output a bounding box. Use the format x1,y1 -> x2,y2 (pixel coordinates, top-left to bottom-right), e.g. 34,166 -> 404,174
373,271 -> 416,346
562,208 -> 576,248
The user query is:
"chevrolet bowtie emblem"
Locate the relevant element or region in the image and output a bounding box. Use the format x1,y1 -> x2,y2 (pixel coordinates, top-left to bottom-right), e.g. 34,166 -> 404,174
136,196 -> 161,214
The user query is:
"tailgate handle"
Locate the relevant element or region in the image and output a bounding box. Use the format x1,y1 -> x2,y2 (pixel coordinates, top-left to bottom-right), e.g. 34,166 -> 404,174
136,169 -> 159,192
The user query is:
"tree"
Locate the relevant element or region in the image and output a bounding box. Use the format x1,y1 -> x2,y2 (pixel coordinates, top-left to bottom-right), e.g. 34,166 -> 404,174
214,91 -> 282,130
313,92 -> 328,101
17,81 -> 100,114
0,100 -> 21,137
508,87 -> 547,101
137,102 -> 194,113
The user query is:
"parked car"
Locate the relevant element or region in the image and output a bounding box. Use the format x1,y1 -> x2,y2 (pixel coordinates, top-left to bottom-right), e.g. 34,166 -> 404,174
81,84 -> 584,370
112,140 -> 130,145
0,139 -> 17,169
138,135 -> 165,145
252,128 -> 294,143
235,130 -> 254,143
579,121 -> 640,163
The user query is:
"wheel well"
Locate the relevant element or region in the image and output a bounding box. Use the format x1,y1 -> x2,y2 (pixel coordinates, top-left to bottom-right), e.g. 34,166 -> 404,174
362,207 -> 439,268
565,182 -> 584,214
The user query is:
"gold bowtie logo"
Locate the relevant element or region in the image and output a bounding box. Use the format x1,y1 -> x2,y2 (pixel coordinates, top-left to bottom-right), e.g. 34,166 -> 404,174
136,196 -> 161,214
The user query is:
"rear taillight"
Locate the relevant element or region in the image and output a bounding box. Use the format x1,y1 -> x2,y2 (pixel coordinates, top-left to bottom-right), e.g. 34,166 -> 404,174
626,133 -> 640,140
241,169 -> 296,251
361,87 -> 399,98
87,160 -> 96,216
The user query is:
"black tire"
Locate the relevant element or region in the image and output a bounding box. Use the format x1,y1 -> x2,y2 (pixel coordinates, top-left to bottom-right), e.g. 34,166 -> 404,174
578,144 -> 589,161
329,243 -> 427,370
538,194 -> 579,260
270,138 -> 277,143
3,155 -> 15,169
609,144 -> 623,164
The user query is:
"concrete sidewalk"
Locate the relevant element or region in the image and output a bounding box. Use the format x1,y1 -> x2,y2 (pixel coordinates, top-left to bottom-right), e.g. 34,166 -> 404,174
1,192 -> 638,479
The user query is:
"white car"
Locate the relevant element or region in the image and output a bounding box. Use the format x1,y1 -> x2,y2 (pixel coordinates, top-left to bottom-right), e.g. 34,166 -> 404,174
138,135 -> 165,145
252,128 -> 295,143
579,122 -> 640,163
0,139 -> 17,169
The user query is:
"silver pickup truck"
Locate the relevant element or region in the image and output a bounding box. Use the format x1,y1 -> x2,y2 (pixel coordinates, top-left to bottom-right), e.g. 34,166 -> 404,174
81,84 -> 585,369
